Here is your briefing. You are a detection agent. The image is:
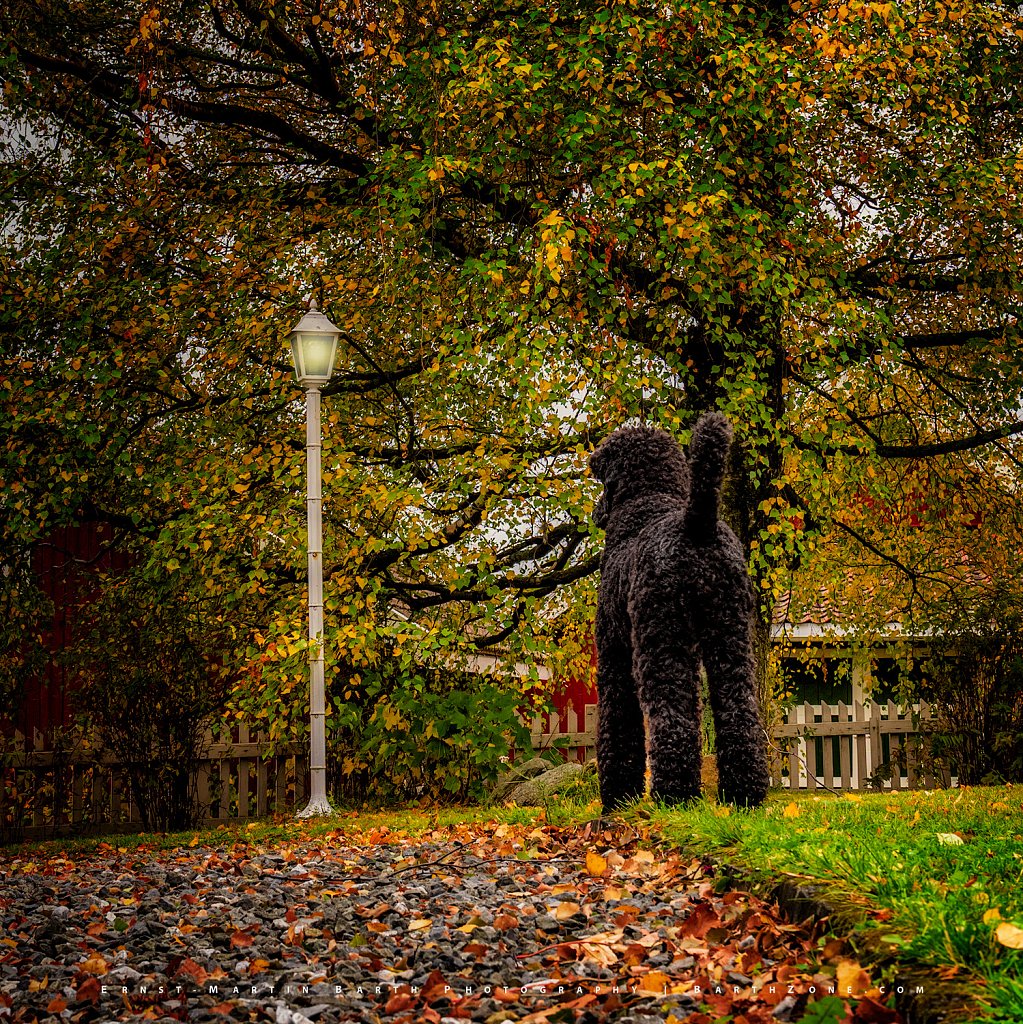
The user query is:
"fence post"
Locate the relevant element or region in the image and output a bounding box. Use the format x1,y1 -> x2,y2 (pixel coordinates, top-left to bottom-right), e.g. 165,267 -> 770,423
868,701 -> 882,788
853,700 -> 867,790
838,702 -> 852,790
803,703 -> 818,789
237,723 -> 250,820
584,704 -> 597,762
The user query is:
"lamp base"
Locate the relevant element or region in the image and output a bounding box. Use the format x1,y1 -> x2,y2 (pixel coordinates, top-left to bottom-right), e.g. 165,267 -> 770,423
295,796 -> 334,819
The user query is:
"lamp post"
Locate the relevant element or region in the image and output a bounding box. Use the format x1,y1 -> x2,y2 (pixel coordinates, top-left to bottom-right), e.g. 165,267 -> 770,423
288,299 -> 340,818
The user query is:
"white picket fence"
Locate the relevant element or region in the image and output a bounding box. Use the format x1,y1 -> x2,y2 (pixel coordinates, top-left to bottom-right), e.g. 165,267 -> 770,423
529,700 -> 948,792
771,701 -> 948,791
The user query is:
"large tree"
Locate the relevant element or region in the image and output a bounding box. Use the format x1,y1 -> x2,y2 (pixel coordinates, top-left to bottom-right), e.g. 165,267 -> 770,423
2,0 -> 1022,728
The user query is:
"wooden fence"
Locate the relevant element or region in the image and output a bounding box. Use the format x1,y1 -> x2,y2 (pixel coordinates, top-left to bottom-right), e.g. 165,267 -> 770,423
527,703 -> 597,763
1,701 -> 947,841
0,725 -> 308,843
771,701 -> 949,791
526,701 -> 947,792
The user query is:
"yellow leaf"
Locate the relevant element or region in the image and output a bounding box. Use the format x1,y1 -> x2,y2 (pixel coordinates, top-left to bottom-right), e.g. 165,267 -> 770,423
836,959 -> 870,995
995,922 -> 1023,949
408,919 -> 431,931
554,901 -> 582,920
783,802 -> 800,818
586,851 -> 608,876
936,832 -> 964,845
79,954 -> 108,976
638,970 -> 671,992
983,909 -> 1002,925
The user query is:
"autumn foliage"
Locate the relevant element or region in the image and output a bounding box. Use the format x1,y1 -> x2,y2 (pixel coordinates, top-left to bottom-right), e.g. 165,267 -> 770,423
1,0 -> 1021,785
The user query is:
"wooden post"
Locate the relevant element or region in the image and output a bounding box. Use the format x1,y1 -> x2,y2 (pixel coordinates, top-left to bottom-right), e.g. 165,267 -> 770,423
256,750 -> 269,817
275,754 -> 288,811
804,704 -> 819,790
838,702 -> 852,790
854,701 -> 867,791
72,765 -> 85,828
869,701 -> 882,788
237,723 -> 250,819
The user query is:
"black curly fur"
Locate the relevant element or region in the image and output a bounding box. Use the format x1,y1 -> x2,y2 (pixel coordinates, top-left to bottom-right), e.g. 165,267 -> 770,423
589,412 -> 770,811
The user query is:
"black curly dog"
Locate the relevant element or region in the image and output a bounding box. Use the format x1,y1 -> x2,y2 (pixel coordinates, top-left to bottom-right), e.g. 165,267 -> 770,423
589,412 -> 770,811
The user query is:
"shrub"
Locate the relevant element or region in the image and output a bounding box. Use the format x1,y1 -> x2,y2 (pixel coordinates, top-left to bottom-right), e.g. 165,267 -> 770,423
327,660 -> 533,804
66,570 -> 233,831
921,596 -> 1023,785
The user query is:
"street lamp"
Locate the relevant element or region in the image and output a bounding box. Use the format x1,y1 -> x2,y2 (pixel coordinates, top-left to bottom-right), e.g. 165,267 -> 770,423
288,299 -> 340,818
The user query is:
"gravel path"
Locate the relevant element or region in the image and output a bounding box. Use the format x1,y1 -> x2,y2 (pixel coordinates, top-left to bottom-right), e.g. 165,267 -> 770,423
1,823 -> 837,1023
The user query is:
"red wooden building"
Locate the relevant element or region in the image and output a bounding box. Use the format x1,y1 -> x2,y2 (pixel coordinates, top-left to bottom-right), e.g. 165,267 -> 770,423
9,525 -> 131,741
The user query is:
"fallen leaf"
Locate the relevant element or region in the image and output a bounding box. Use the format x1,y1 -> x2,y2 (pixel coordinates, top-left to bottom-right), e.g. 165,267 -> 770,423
175,958 -> 207,984
995,922 -> 1023,949
78,954 -> 108,976
983,909 -> 1002,924
494,913 -> 519,930
586,851 -> 608,876
853,994 -> 903,1022
783,802 -> 800,818
576,939 -> 619,966
46,996 -> 68,1013
357,903 -> 391,919
678,902 -> 721,939
637,970 -> 671,992
936,832 -> 964,845
614,904 -> 642,926
836,959 -> 871,996
75,976 -> 102,1003
384,990 -> 416,1014
555,901 -> 582,920
230,930 -> 255,948
408,918 -> 432,931
421,969 -> 449,1003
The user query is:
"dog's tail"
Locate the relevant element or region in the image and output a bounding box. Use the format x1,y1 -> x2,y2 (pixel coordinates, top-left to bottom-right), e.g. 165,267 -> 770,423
684,412 -> 733,541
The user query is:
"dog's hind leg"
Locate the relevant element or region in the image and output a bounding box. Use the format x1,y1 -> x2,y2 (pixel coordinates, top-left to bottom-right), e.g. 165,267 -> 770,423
595,623 -> 647,813
629,588 -> 703,806
699,593 -> 770,808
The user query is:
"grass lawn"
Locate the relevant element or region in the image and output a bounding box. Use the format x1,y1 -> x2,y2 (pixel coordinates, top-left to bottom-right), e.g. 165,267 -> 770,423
649,786 -> 1023,1024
